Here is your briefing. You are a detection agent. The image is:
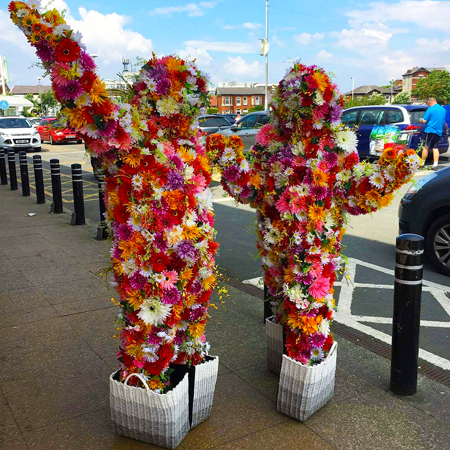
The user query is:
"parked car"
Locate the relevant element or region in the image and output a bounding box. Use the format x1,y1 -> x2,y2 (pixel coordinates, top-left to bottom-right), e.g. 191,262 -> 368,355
218,111 -> 270,151
28,117 -> 41,127
198,115 -> 232,135
36,117 -> 82,144
399,166 -> 450,276
341,105 -> 449,159
0,116 -> 41,152
222,113 -> 237,124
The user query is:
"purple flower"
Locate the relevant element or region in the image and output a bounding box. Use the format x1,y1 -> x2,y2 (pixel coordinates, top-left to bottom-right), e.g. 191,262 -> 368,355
169,155 -> 183,170
153,232 -> 168,252
176,240 -> 197,261
111,243 -> 122,259
116,223 -> 133,241
129,272 -> 147,290
35,40 -> 55,63
310,185 -> 329,200
166,170 -> 184,191
324,152 -> 338,167
189,280 -> 202,295
80,51 -> 96,71
190,306 -> 207,321
149,64 -> 168,81
310,333 -> 326,348
280,147 -> 294,159
161,287 -> 181,305
56,79 -> 83,101
156,78 -> 171,96
223,165 -> 240,182
240,186 -> 252,198
331,105 -> 343,124
98,120 -> 117,138
147,333 -> 163,345
174,330 -> 185,345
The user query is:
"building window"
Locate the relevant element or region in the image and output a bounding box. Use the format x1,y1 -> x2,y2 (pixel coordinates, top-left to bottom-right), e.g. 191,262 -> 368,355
236,97 -> 241,106
236,109 -> 241,114
255,96 -> 260,105
225,97 -> 230,106
222,97 -> 225,105
251,97 -> 255,105
243,96 -> 248,106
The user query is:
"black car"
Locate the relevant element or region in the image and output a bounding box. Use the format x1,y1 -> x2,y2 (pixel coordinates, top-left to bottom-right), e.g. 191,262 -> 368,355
399,166 -> 450,276
222,113 -> 237,124
198,115 -> 231,134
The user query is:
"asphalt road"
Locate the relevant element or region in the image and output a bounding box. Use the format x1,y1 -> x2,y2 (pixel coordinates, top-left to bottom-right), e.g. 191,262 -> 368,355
10,142 -> 450,371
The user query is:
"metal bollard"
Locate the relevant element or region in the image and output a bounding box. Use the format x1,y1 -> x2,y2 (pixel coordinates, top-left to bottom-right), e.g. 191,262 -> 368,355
96,173 -> 108,240
263,282 -> 272,323
8,150 -> 18,191
19,151 -> 30,196
0,148 -> 7,185
390,234 -> 424,396
71,163 -> 85,225
33,155 -> 45,204
50,159 -> 63,214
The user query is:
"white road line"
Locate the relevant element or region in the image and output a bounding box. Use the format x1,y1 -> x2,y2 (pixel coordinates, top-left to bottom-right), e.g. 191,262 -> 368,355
213,197 -> 235,203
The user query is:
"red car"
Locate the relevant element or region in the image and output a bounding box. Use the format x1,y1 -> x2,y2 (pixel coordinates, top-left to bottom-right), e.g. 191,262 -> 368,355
36,118 -> 82,145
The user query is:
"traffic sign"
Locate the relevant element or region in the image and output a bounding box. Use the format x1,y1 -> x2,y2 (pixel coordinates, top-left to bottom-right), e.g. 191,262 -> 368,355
0,100 -> 9,110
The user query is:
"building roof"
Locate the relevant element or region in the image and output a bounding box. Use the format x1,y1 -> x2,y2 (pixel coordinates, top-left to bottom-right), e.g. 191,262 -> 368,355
402,67 -> 446,76
216,86 -> 271,95
10,85 -> 52,95
344,85 -> 393,96
0,84 -> 10,95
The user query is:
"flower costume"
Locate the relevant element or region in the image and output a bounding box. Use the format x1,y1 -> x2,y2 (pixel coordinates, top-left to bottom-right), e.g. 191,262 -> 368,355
206,63 -> 421,365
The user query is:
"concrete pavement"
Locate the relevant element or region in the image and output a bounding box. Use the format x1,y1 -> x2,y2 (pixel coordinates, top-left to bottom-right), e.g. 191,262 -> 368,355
2,178 -> 450,449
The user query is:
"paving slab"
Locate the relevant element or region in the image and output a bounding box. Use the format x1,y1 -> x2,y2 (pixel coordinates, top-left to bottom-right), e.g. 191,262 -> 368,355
53,295 -> 113,316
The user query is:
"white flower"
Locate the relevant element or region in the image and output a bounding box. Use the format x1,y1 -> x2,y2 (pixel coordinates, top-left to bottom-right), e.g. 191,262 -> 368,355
53,24 -> 70,37
222,147 -> 235,161
334,129 -> 358,154
132,174 -> 143,190
311,348 -> 324,360
369,172 -> 384,189
292,141 -> 305,156
315,91 -> 324,106
86,123 -> 99,138
197,188 -> 213,211
240,159 -> 250,172
293,231 -> 302,244
137,298 -> 172,326
319,319 -> 331,337
147,79 -> 156,92
140,266 -> 153,278
157,97 -> 181,116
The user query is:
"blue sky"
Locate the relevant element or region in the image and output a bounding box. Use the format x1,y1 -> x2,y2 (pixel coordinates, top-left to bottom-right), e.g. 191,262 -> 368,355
1,0 -> 450,94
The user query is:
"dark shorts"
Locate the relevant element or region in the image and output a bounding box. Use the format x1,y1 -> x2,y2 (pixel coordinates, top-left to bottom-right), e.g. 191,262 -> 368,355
424,132 -> 440,150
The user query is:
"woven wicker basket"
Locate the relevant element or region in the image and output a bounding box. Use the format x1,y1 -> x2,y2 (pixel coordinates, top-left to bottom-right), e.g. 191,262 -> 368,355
110,371 -> 190,449
277,342 -> 338,421
265,316 -> 284,374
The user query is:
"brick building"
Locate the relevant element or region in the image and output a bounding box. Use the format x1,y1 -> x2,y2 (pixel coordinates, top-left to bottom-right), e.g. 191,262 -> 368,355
215,85 -> 272,114
402,67 -> 446,94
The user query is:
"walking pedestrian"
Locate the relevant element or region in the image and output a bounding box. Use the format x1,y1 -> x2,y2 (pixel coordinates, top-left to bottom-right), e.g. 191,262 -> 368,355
420,97 -> 446,170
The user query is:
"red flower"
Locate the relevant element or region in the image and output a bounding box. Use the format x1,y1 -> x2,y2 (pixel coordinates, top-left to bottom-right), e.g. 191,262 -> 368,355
79,70 -> 97,92
344,152 -> 359,170
151,252 -> 170,272
55,38 -> 80,63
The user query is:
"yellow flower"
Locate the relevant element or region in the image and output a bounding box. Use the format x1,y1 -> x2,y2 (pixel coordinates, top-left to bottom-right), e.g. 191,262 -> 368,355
378,192 -> 394,208
202,274 -> 216,290
122,152 -> 143,168
284,267 -> 296,283
90,79 -> 108,105
312,169 -> 329,186
308,204 -> 326,222
287,315 -> 323,334
62,107 -> 87,129
127,290 -> 145,310
180,267 -> 193,281
312,71 -> 328,91
189,322 -> 206,339
182,225 -> 202,241
148,379 -> 165,391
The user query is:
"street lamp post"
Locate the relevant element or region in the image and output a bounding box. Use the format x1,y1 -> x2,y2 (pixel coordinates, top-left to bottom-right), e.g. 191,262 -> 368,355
37,76 -> 43,116
390,78 -> 396,104
351,77 -> 355,101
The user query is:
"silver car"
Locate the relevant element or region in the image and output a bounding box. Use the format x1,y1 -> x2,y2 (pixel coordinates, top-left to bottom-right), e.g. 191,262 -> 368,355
219,111 -> 269,151
198,115 -> 232,135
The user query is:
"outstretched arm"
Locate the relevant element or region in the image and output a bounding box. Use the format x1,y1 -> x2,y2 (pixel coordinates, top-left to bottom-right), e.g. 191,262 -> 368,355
339,145 -> 421,215
206,133 -> 262,207
9,1 -> 131,157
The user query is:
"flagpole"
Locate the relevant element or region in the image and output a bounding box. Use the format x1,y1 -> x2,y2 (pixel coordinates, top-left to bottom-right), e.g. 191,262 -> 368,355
264,0 -> 268,111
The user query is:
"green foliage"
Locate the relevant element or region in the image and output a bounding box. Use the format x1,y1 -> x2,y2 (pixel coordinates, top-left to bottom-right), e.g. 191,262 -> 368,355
392,91 -> 411,104
344,93 -> 386,109
248,105 -> 265,112
413,69 -> 450,104
207,107 -> 219,114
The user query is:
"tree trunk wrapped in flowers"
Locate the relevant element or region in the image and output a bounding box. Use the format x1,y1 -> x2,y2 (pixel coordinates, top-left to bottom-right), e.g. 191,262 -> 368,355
206,62 -> 421,419
10,2 -> 219,445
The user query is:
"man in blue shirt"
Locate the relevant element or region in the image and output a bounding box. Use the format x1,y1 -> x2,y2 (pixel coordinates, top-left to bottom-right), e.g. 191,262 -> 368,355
420,97 -> 446,170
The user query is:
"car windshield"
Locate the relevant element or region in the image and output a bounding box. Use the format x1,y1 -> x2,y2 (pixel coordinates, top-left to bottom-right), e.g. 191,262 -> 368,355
199,117 -> 229,127
408,109 -> 426,124
0,118 -> 32,129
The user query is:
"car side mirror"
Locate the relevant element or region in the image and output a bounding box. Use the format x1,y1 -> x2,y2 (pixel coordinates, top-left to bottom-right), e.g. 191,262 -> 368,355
231,125 -> 238,131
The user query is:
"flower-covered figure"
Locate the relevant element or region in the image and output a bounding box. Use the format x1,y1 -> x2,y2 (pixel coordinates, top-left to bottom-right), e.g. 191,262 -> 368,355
10,1 -> 218,391
207,63 -> 421,366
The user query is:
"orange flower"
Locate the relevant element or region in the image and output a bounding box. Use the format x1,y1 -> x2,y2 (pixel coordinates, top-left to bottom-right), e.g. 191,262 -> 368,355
284,267 -> 296,283
308,204 -> 326,222
312,169 -> 329,186
182,225 -> 202,241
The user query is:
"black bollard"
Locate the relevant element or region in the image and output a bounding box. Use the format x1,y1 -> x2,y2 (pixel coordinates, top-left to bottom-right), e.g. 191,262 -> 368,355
19,151 -> 30,196
50,159 -> 63,214
96,173 -> 108,240
390,234 -> 424,396
33,155 -> 45,204
264,282 -> 273,322
71,163 -> 85,225
0,148 -> 7,185
8,150 -> 18,191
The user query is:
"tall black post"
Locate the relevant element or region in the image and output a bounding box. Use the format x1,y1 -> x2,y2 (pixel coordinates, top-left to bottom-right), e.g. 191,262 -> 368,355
390,234 -> 424,396
19,151 -> 30,196
50,159 -> 63,214
264,282 -> 272,322
33,155 -> 45,204
8,150 -> 18,191
71,163 -> 85,225
96,173 -> 108,240
0,148 -> 7,185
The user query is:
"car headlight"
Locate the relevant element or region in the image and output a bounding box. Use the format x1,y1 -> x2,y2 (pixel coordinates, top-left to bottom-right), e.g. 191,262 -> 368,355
32,130 -> 39,135
403,172 -> 437,200
0,132 -> 8,137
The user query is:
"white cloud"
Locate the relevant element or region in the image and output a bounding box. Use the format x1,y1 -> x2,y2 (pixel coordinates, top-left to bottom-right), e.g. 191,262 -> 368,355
149,2 -> 216,17
0,10 -> 35,55
332,27 -> 392,53
222,56 -> 263,79
272,34 -> 284,49
316,50 -> 332,60
222,22 -> 262,30
293,32 -> 323,46
178,46 -> 214,68
183,40 -> 257,53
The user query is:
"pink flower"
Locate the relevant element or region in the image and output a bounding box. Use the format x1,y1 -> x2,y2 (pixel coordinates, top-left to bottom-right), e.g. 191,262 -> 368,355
255,123 -> 279,147
160,270 -> 178,289
308,276 -> 330,299
275,190 -> 290,213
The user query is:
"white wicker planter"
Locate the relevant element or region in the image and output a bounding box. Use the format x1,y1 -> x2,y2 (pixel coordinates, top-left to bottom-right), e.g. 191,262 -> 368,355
277,342 -> 338,421
110,371 -> 190,449
265,316 -> 284,374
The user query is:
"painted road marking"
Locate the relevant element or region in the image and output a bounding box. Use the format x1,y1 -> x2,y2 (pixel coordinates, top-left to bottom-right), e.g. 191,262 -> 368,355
242,257 -> 450,371
213,197 -> 236,203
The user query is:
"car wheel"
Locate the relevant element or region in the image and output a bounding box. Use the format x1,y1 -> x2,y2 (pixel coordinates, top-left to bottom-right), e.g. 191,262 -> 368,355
50,135 -> 56,145
77,140 -> 82,144
426,214 -> 450,276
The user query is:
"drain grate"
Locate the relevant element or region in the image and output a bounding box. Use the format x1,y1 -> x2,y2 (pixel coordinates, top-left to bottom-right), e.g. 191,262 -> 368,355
226,275 -> 450,390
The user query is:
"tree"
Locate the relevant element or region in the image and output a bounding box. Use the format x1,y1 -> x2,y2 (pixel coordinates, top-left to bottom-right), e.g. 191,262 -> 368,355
413,69 -> 450,104
344,92 -> 386,109
392,92 -> 411,104
40,89 -> 58,115
248,105 -> 264,112
206,107 -> 218,114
